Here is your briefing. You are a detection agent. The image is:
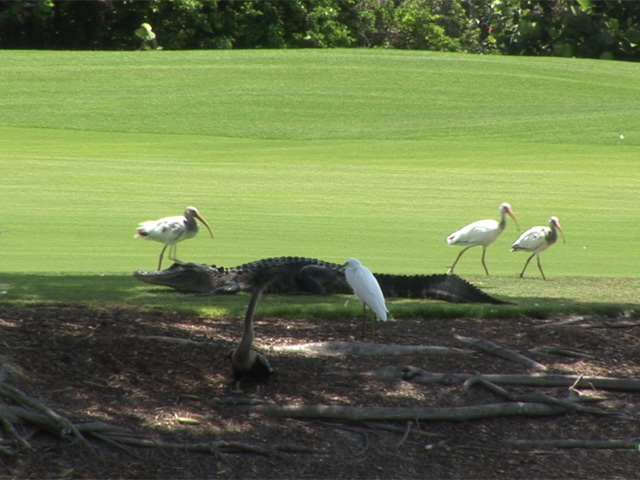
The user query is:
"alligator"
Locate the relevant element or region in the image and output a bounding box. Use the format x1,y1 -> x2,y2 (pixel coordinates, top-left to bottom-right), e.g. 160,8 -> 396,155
133,256 -> 508,305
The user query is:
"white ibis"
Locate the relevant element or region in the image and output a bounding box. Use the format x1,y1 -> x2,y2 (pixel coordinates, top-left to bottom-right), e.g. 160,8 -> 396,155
135,206 -> 213,270
227,278 -> 276,394
510,216 -> 565,280
344,258 -> 388,342
446,203 -> 519,276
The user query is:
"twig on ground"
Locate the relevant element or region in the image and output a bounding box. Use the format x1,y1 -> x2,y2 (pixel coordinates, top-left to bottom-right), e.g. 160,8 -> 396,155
528,346 -> 594,359
463,377 -> 612,415
272,341 -> 471,357
454,335 -> 547,371
395,421 -> 412,448
509,439 -> 640,449
256,402 -> 569,422
133,335 -> 208,346
400,366 -> 640,392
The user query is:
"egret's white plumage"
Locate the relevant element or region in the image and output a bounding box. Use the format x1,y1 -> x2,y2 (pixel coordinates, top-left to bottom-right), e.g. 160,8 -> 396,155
511,216 -> 565,280
446,202 -> 519,276
344,258 -> 388,341
135,206 -> 213,270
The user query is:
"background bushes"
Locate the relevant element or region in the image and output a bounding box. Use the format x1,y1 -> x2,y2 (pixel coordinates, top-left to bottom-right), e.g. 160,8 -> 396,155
0,0 -> 638,60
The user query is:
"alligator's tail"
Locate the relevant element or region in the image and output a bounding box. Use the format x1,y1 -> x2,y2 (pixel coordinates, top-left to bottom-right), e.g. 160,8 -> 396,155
375,273 -> 509,305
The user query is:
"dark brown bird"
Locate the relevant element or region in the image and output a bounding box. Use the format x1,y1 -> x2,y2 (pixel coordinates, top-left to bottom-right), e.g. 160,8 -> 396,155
227,278 -> 276,393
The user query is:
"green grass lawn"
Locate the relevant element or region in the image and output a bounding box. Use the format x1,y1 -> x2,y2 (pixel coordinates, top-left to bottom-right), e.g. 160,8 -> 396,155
1,49 -> 639,313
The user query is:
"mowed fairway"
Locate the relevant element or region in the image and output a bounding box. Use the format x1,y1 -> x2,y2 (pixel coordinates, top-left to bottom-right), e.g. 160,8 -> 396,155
1,50 -> 639,292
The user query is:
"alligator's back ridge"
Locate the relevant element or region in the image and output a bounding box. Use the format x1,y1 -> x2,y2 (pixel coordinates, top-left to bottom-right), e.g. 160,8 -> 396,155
133,256 -> 508,304
376,272 -> 507,304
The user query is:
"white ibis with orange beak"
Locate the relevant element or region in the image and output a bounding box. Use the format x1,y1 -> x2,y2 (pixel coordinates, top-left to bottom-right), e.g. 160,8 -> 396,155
510,216 -> 565,280
135,206 -> 214,270
446,203 -> 519,276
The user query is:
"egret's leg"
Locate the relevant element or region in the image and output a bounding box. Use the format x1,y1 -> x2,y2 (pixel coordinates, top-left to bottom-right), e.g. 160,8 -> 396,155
519,253 -> 535,278
536,255 -> 547,280
370,316 -> 376,343
480,247 -> 490,276
448,246 -> 472,274
158,245 -> 168,270
361,305 -> 368,341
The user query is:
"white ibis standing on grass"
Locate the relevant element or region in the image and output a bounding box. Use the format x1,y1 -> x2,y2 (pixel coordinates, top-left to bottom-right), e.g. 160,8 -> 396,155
344,258 -> 388,342
135,206 -> 214,270
510,216 -> 565,280
446,203 -> 519,276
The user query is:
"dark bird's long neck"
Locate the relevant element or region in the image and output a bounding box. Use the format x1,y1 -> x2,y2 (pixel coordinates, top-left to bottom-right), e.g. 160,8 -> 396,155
233,287 -> 263,366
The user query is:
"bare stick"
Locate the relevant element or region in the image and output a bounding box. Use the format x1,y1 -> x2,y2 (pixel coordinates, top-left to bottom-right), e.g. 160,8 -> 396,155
463,377 -> 611,415
273,341 -> 471,357
0,385 -> 82,440
454,335 -> 547,371
528,346 -> 594,359
509,439 -> 640,450
400,366 -> 640,392
134,335 -> 207,346
257,402 -> 568,422
395,421 -> 412,448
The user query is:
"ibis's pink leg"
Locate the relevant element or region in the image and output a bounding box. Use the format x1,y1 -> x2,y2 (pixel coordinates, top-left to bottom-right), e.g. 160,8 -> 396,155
168,244 -> 179,262
536,255 -> 547,280
158,245 -> 168,270
448,246 -> 472,274
480,247 -> 490,276
519,253 -> 535,278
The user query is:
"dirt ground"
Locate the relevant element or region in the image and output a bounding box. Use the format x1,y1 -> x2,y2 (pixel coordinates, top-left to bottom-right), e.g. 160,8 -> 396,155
0,301 -> 639,479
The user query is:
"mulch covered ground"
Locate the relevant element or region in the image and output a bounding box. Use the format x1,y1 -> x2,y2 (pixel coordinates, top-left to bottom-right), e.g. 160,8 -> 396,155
0,301 -> 638,479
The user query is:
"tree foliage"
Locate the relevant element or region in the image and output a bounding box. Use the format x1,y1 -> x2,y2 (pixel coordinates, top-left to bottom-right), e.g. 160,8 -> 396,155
0,0 -> 638,60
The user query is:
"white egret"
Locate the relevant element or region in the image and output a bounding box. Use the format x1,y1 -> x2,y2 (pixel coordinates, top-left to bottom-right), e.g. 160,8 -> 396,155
344,258 -> 388,342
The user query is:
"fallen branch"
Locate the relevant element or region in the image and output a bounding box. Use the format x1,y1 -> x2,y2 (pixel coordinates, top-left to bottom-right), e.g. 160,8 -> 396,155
463,377 -> 611,415
509,439 -> 640,450
133,338 -> 472,358
538,317 -> 640,329
0,377 -> 274,458
400,366 -> 640,392
363,421 -> 441,438
454,335 -> 547,371
272,341 -> 471,357
77,421 -> 274,456
538,316 -> 592,328
395,421 -> 412,448
134,335 -> 207,346
590,320 -> 640,329
528,346 -> 594,359
256,402 -> 568,422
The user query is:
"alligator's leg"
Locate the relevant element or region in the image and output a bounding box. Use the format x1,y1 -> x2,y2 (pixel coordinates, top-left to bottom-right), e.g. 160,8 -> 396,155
298,265 -> 340,295
197,281 -> 242,296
